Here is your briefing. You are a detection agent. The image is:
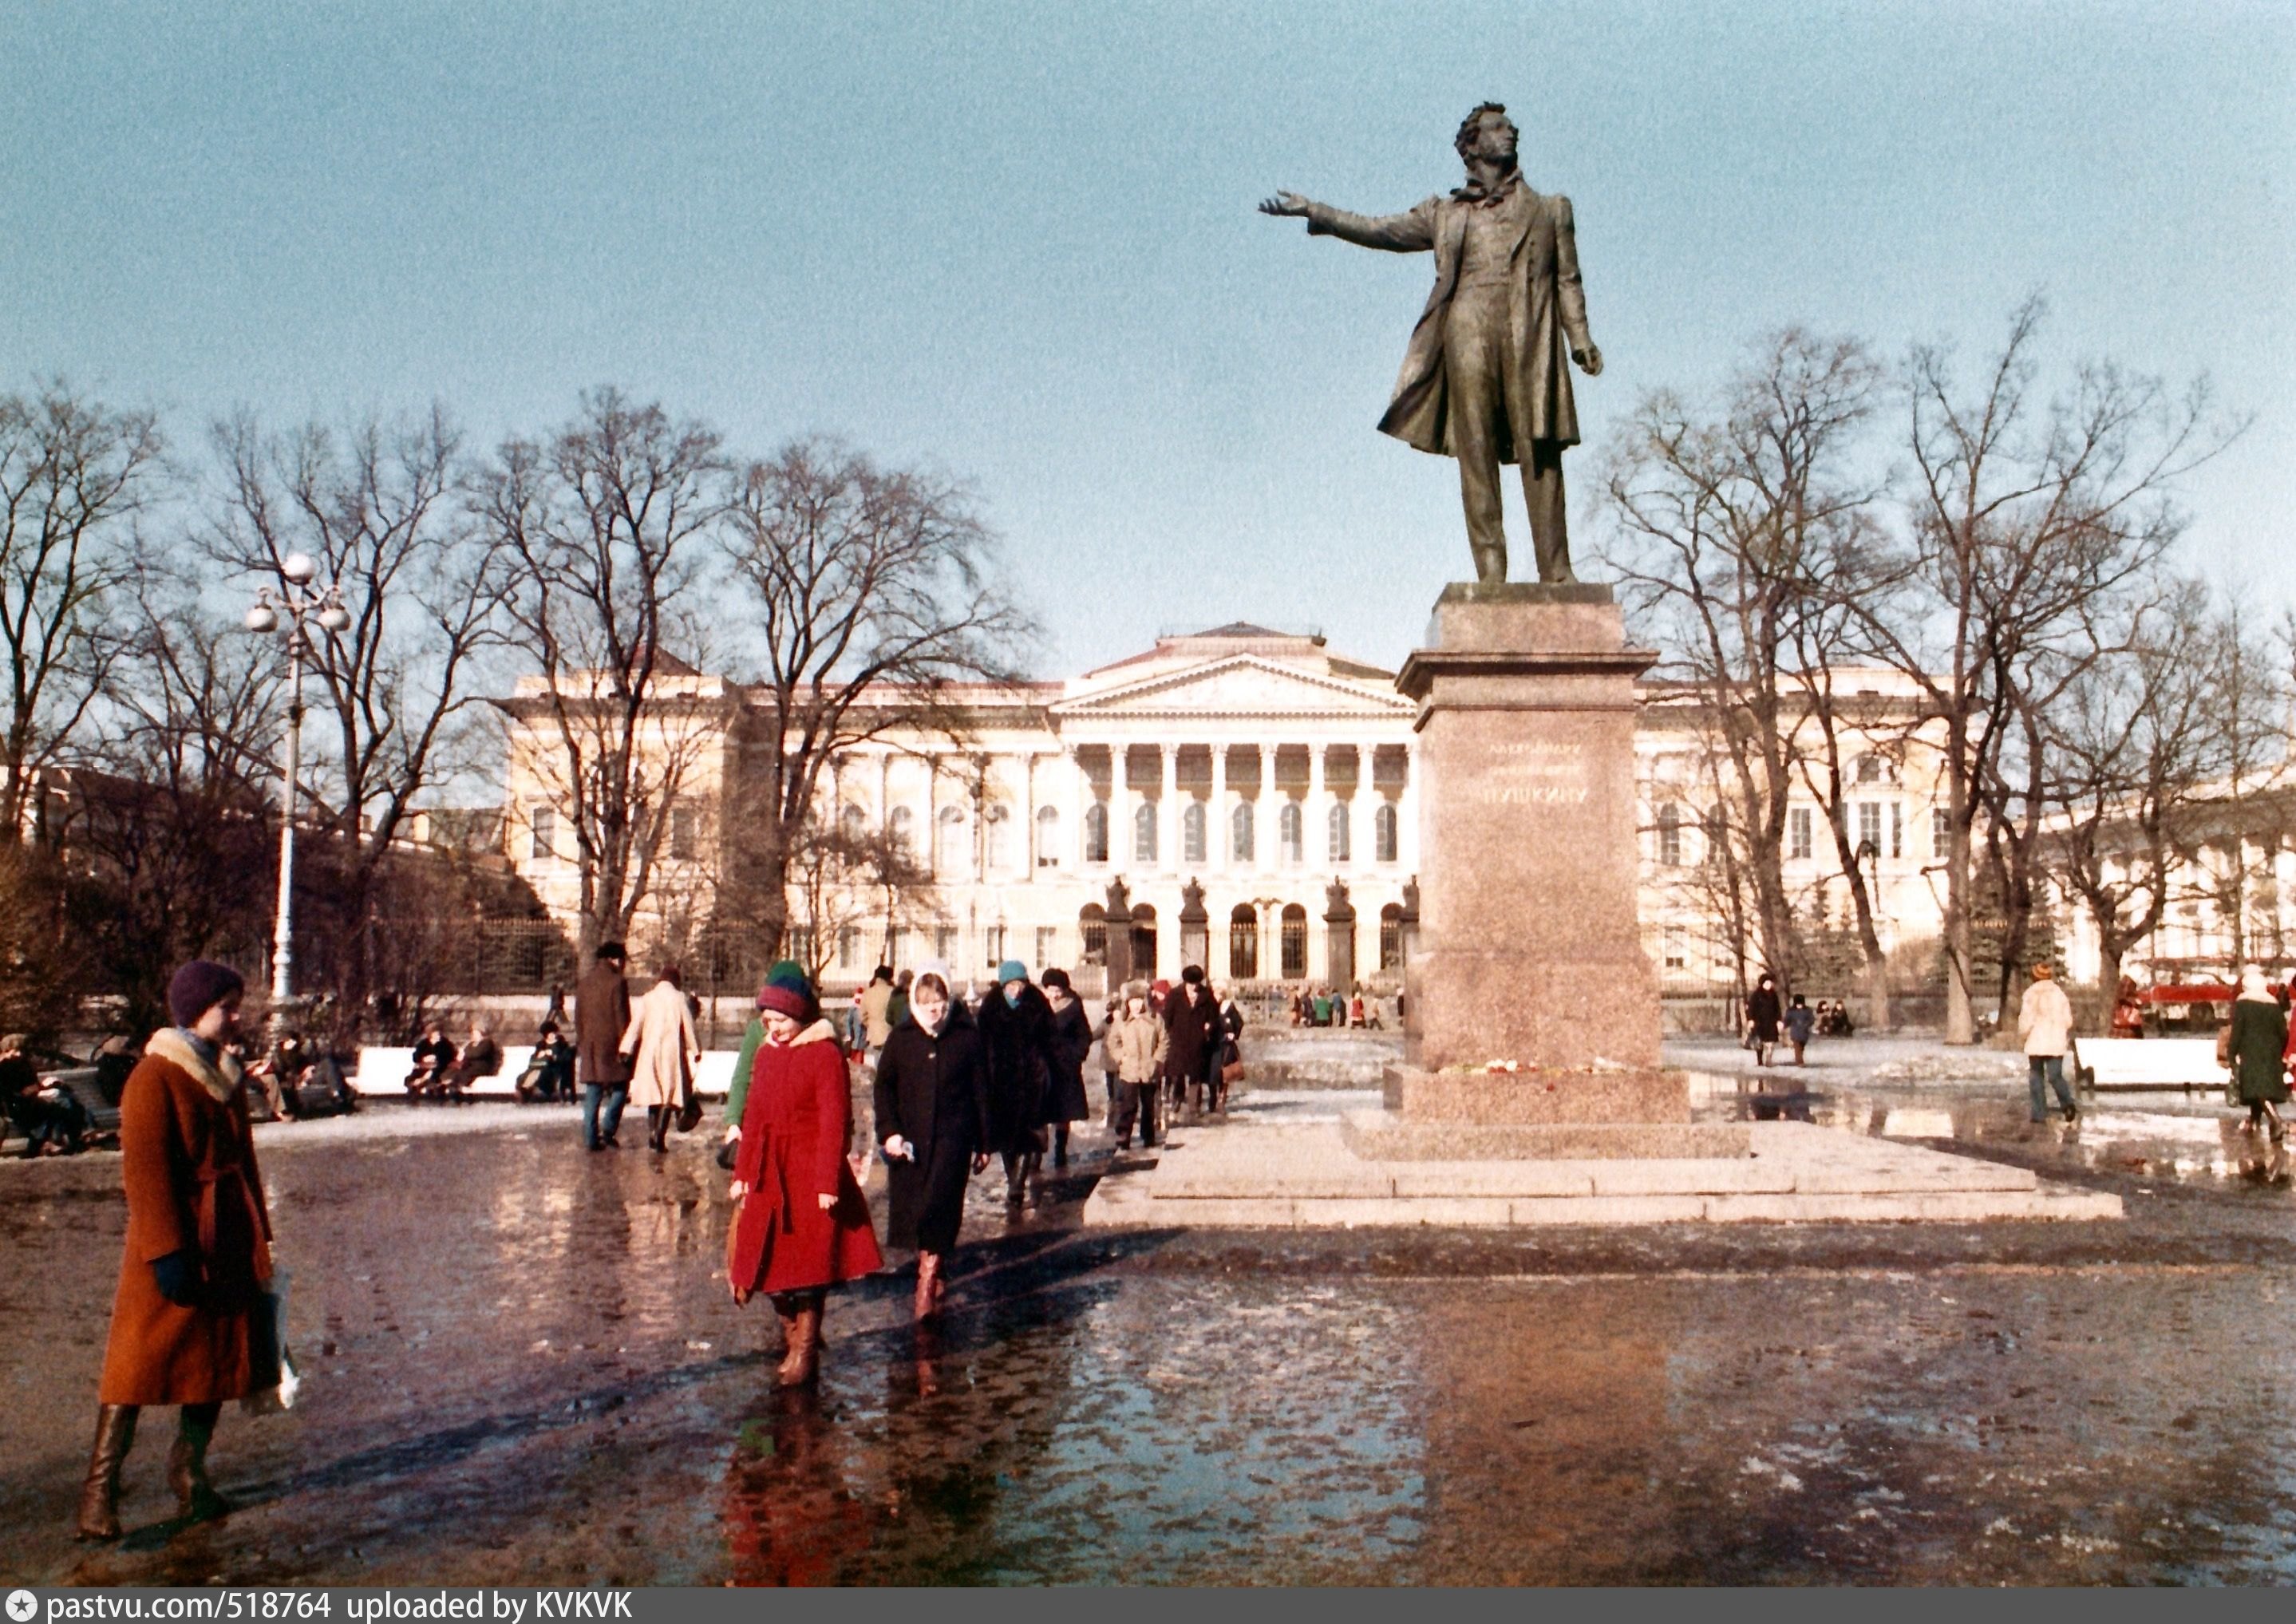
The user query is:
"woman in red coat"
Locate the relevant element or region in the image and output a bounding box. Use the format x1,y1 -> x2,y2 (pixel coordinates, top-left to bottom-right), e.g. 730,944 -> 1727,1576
77,961 -> 278,1540
726,964 -> 881,1386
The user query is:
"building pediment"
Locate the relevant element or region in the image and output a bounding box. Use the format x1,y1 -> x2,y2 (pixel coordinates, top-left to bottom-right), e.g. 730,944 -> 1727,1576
1053,654 -> 1412,721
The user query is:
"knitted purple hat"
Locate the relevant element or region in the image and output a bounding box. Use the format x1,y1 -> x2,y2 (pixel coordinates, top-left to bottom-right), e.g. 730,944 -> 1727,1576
756,959 -> 812,1021
168,959 -> 246,1027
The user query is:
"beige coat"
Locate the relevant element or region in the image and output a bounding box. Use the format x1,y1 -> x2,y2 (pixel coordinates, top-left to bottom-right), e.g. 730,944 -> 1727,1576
858,979 -> 895,1049
2017,978 -> 2074,1057
1105,1011 -> 1166,1085
621,980 -> 701,1109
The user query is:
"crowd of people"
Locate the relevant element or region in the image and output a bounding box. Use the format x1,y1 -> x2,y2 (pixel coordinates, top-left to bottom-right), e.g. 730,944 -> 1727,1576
1286,986 -> 1383,1028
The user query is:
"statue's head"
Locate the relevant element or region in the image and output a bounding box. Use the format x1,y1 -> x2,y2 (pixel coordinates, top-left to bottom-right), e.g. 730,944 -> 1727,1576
1453,102 -> 1518,167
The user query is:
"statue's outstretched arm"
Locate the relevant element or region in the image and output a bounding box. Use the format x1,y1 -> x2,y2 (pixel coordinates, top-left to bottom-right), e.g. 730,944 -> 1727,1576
1259,193 -> 1436,254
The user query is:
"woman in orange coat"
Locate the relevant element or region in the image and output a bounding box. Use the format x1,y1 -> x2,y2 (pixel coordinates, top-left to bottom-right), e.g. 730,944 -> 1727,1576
726,962 -> 882,1386
77,961 -> 278,1540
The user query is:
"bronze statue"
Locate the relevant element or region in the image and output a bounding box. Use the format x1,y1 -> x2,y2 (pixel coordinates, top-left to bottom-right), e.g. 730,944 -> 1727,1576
1262,102 -> 1602,586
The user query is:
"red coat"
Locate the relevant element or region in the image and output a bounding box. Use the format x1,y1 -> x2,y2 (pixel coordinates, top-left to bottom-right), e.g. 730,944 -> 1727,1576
99,1034 -> 275,1405
728,1021 -> 881,1300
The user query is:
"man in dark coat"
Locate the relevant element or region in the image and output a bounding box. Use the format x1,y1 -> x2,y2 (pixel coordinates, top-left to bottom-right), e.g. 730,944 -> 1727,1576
1040,967 -> 1094,1168
976,959 -> 1053,1204
575,942 -> 633,1151
1162,966 -> 1223,1124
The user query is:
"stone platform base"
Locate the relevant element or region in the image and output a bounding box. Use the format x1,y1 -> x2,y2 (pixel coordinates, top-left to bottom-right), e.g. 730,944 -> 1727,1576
1382,1065 -> 1689,1124
1081,1118 -> 2122,1228
1343,1110 -> 1749,1161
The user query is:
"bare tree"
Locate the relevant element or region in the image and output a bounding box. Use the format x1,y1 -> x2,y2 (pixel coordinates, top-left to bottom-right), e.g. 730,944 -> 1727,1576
717,438 -> 1035,961
2041,580 -> 2224,1002
2166,603 -> 2294,972
204,406 -> 508,1025
780,814 -> 937,990
1603,329 -> 1889,998
0,381 -> 164,836
1856,297 -> 2239,1042
479,389 -> 729,957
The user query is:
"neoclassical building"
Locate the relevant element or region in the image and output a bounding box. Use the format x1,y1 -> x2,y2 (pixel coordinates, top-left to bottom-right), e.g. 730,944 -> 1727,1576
499,623 -> 1959,1002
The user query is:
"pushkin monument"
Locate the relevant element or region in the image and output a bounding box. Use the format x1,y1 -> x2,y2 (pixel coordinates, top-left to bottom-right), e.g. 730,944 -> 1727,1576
1263,100 -> 1700,1156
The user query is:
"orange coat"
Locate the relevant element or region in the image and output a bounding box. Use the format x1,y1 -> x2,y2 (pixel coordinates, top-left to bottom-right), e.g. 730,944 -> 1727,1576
98,1034 -> 275,1405
727,1021 -> 881,1301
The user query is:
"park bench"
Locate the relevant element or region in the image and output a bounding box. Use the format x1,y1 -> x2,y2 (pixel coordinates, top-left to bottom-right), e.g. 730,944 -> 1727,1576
0,1065 -> 119,1156
2069,1035 -> 2227,1096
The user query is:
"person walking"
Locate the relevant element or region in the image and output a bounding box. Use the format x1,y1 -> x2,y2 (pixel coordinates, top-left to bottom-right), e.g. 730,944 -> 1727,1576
976,959 -> 1053,1204
2017,961 -> 2079,1125
1162,966 -> 1222,1123
2228,964 -> 2290,1142
576,942 -> 634,1152
76,961 -> 280,1540
886,970 -> 912,1033
1040,968 -> 1093,1168
1784,995 -> 1816,1067
726,963 -> 883,1387
622,961 -> 702,1153
873,966 -> 990,1322
856,966 -> 896,1054
1107,990 -> 1167,1149
1745,974 -> 1783,1068
1101,991 -> 1124,1128
1211,988 -> 1247,1114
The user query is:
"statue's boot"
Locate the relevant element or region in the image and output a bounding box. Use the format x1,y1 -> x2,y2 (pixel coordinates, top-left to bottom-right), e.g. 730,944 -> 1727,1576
74,1404 -> 138,1540
1472,542 -> 1508,586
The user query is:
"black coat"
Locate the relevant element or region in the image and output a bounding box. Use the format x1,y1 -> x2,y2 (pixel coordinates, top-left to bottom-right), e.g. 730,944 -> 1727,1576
1044,994 -> 1093,1123
1162,986 -> 1222,1084
1746,986 -> 1782,1042
976,983 -> 1054,1152
873,1011 -> 990,1252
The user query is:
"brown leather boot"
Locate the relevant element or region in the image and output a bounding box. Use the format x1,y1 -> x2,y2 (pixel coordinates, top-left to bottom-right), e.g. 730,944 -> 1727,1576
168,1404 -> 231,1523
74,1404 -> 138,1540
913,1252 -> 941,1322
775,1299 -> 822,1387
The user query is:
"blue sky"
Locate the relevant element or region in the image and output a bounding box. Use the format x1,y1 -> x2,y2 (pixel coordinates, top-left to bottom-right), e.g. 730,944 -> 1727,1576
4,1 -> 2289,674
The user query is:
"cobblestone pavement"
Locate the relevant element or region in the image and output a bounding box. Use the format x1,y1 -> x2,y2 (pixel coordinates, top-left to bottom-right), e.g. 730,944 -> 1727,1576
4,1078 -> 2295,1586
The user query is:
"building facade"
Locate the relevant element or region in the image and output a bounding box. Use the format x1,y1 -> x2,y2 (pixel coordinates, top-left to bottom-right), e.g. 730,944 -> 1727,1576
499,624 -> 1961,1002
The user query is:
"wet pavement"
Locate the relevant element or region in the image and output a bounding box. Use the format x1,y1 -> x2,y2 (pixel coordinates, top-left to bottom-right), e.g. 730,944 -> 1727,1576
5,1056 -> 2296,1586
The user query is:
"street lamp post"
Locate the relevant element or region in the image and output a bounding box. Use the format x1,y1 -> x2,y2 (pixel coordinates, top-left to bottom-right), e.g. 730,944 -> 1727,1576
244,552 -> 350,1011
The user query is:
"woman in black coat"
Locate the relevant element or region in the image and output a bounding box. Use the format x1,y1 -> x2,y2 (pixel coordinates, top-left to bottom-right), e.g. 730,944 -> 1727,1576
872,970 -> 990,1320
975,962 -> 1054,1205
1745,974 -> 1783,1068
1040,968 -> 1094,1168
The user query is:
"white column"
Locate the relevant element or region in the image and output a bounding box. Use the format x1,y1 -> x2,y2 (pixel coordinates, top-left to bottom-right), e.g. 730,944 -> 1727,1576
1160,743 -> 1178,874
1400,741 -> 1421,871
1309,744 -> 1327,873
1067,743 -> 1089,867
877,751 -> 892,832
1110,742 -> 1132,873
1210,743 -> 1228,878
1022,749 -> 1039,884
1259,742 -> 1277,875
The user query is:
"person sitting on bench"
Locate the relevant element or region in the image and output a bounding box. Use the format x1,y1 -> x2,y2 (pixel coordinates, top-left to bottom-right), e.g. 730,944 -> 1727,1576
440,1023 -> 501,1098
2,1033 -> 93,1156
517,1022 -> 576,1103
404,1023 -> 457,1098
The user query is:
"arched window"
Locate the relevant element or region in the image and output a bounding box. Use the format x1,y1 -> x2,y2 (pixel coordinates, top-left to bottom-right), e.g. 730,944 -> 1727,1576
1134,800 -> 1158,864
1280,903 -> 1309,979
1078,903 -> 1108,966
888,804 -> 915,859
1657,801 -> 1681,867
1700,806 -> 1725,868
1229,903 -> 1259,979
840,802 -> 867,842
983,803 -> 1012,871
1373,800 -> 1399,863
1328,800 -> 1351,864
935,804 -> 967,873
1084,800 -> 1109,863
528,804 -> 557,862
1232,800 -> 1255,863
1036,804 -> 1061,867
1379,902 -> 1405,969
1279,800 -> 1304,866
1131,904 -> 1157,975
1183,799 -> 1207,864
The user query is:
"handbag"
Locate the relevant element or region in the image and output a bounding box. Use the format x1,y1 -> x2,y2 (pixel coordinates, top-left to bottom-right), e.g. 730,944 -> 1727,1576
674,1053 -> 703,1134
240,1269 -> 300,1415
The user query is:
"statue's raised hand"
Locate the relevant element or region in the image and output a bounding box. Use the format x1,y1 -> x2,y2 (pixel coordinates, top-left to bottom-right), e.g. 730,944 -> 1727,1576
1259,191 -> 1313,219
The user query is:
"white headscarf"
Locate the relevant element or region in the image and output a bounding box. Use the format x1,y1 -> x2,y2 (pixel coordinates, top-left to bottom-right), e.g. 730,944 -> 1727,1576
2238,964 -> 2274,1002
